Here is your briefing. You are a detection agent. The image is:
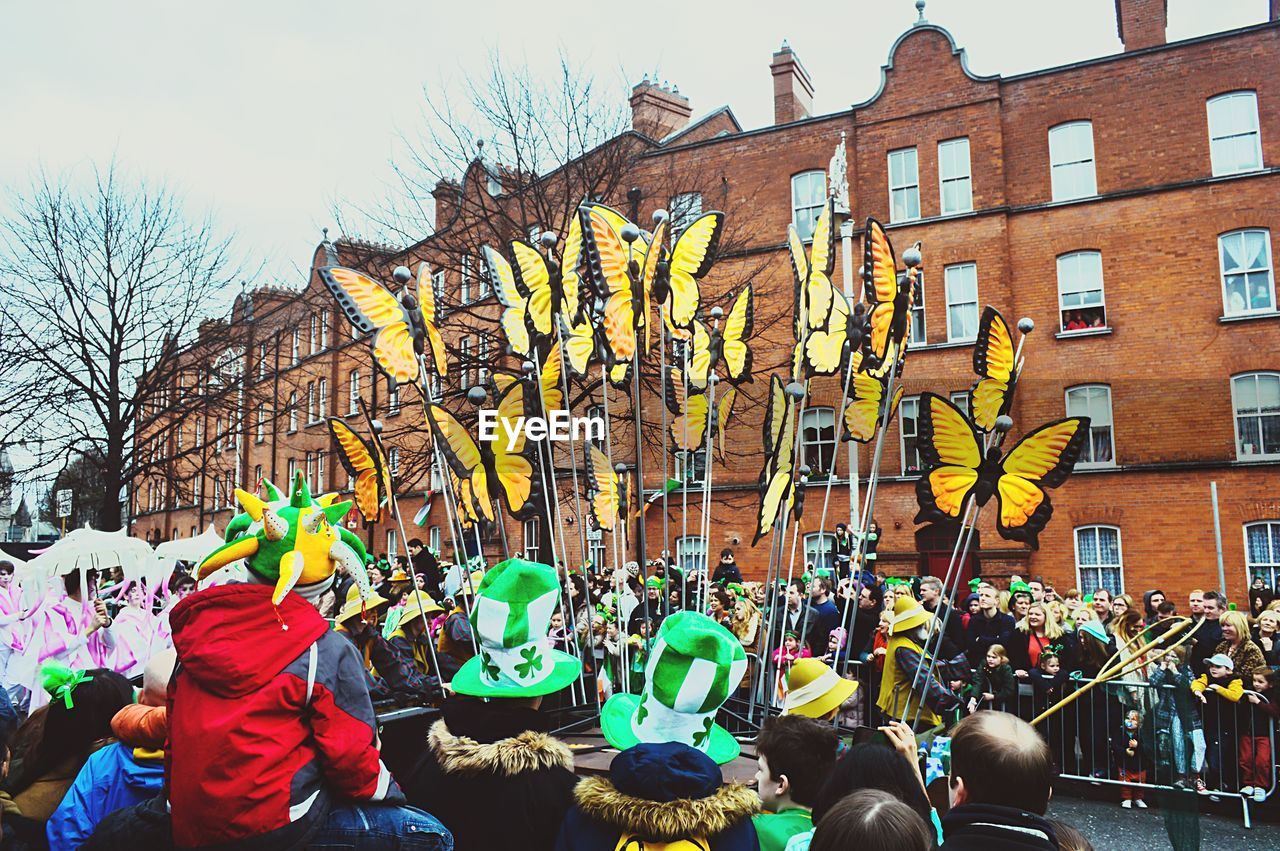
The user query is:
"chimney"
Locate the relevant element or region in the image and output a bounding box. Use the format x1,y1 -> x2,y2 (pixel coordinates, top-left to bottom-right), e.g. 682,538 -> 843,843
770,41 -> 814,125
629,78 -> 692,140
1114,0 -> 1167,52
431,179 -> 461,231
1272,0 -> 1280,21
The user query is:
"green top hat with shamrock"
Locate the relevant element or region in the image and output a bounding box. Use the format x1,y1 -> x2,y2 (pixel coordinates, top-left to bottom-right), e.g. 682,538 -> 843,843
450,558 -> 582,698
600,610 -> 747,764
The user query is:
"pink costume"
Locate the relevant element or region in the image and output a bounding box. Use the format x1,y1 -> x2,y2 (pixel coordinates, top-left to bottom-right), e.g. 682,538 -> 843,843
0,580 -> 27,697
111,603 -> 157,679
22,594 -> 116,711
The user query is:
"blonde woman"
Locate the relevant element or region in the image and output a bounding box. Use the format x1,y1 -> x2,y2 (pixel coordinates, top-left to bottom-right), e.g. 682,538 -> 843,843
1216,609 -> 1266,675
1010,602 -> 1068,677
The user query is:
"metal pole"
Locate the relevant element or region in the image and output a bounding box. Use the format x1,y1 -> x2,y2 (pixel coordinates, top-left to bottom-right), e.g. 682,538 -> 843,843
1211,481 -> 1226,597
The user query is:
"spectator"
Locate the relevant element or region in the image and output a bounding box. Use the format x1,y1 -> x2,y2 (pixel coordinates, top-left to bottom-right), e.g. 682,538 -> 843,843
399,560 -> 582,850
436,571 -> 483,681
810,789 -> 932,851
1008,602 -> 1073,679
1090,588 -> 1112,625
1192,653 -> 1244,793
1141,589 -> 1166,624
712,548 -> 744,585
1148,645 -> 1200,789
1027,580 -> 1045,603
803,578 -> 840,657
408,538 -> 443,600
383,590 -> 445,701
968,644 -> 1016,714
1048,820 -> 1095,851
849,583 -> 884,659
919,576 -> 964,657
752,715 -> 839,851
1111,708 -> 1148,808
1215,610 -> 1266,677
1254,609 -> 1280,666
1249,576 -> 1274,618
48,652 -> 175,847
965,584 -> 1014,667
943,712 -> 1057,850
1062,588 -> 1082,626
1029,652 -> 1069,770
1241,667 -> 1278,802
831,524 -> 854,579
1189,591 -> 1224,675
1155,600 -> 1177,622
1189,589 -> 1205,617
627,576 -> 666,634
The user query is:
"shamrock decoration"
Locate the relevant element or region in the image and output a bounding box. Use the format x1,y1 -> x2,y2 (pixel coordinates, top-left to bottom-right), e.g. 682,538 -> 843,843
691,716 -> 714,748
479,649 -> 501,681
515,646 -> 544,679
636,693 -> 649,725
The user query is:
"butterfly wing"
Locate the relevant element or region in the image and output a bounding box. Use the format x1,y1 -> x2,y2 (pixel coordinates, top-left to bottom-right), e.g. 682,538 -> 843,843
803,287 -> 849,377
328,419 -> 380,521
559,211 -> 584,323
686,320 -> 712,392
482,246 -> 532,359
861,218 -> 899,362
371,321 -> 420,386
539,344 -> 564,414
719,285 -> 754,384
665,212 -> 724,330
914,392 -> 983,522
761,374 -> 788,455
805,203 -> 836,331
841,373 -> 886,444
416,262 -> 449,381
667,369 -> 710,452
587,444 -> 621,532
971,307 -> 1017,433
993,417 -> 1090,547
425,403 -> 495,522
716,387 -> 737,461
486,382 -> 541,520
512,240 -> 555,339
318,267 -> 406,335
581,207 -> 637,362
560,314 -> 596,377
754,394 -> 796,544
788,225 -> 810,339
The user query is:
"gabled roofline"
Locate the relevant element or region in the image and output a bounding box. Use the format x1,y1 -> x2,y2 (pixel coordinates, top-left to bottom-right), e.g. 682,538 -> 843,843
852,23 -> 998,110
660,105 -> 742,145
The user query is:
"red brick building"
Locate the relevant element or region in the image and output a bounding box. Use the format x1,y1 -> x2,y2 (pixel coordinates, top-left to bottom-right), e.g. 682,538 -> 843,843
133,2 -> 1280,606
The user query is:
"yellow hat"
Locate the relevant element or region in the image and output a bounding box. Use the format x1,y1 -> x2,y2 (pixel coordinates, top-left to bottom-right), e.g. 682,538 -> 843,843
888,594 -> 931,636
783,658 -> 858,719
399,590 -> 444,625
458,570 -> 486,597
388,568 -> 411,583
336,583 -> 390,624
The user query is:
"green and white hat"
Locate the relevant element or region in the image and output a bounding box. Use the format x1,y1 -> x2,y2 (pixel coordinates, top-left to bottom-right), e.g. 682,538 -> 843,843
450,558 -> 582,698
600,610 -> 746,764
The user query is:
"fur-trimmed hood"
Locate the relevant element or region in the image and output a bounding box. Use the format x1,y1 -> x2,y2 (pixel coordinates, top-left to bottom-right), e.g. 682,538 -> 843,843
573,775 -> 759,841
428,718 -> 574,777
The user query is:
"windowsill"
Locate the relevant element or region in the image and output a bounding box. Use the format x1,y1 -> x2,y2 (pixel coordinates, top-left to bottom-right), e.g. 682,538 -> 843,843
1236,453 -> 1280,464
1055,327 -> 1113,340
911,338 -> 976,352
1072,463 -> 1120,473
287,429 -> 297,435
387,409 -> 401,418
1220,311 -> 1280,324
1211,166 -> 1265,179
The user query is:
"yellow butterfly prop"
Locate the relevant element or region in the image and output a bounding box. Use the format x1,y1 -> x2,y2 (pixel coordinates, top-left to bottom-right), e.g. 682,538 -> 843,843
535,343 -> 564,416
558,211 -> 585,324
483,245 -> 536,360
912,393 -> 1090,549
587,444 -> 630,532
970,306 -> 1019,433
559,313 -> 597,378
861,218 -> 913,373
753,376 -> 797,545
319,266 -> 442,388
661,212 -> 725,332
681,320 -> 714,392
841,373 -> 904,444
664,368 -> 737,453
788,200 -> 836,333
327,419 -> 393,523
450,468 -> 481,530
802,286 -> 854,378
579,205 -> 664,361
712,286 -> 754,385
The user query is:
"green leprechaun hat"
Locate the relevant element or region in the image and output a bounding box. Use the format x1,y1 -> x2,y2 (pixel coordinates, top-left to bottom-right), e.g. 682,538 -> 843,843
600,610 -> 747,764
450,558 -> 582,699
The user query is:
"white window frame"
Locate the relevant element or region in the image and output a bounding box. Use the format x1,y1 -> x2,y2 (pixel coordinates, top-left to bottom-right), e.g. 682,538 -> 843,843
306,382 -> 317,423
938,137 -> 972,215
460,255 -> 473,304
804,532 -> 836,572
291,329 -> 300,365
1048,121 -> 1097,202
669,192 -> 703,234
1057,251 -> 1108,332
432,269 -> 446,313
256,342 -> 268,381
950,391 -> 971,417
587,530 -> 607,572
676,534 -> 707,576
478,337 -> 490,386
791,171 -> 826,242
944,263 -> 979,343
909,270 -> 926,345
888,147 -> 920,223
675,448 -> 707,486
306,451 -> 315,486
195,418 -> 204,448
429,525 -> 441,553
348,370 -> 361,416
1232,372 -> 1280,460
1207,91 -> 1263,177
900,395 -> 922,476
387,529 -> 398,559
255,403 -> 265,444
316,450 -> 326,491
1244,521 -> 1280,589
387,381 -> 400,415
1218,229 -> 1276,317
460,337 -> 474,389
523,517 -> 540,562
1065,384 -> 1115,467
387,446 -> 400,476
319,311 -> 329,350
309,313 -> 318,355
288,392 -> 298,433
430,455 -> 445,492
317,378 -> 326,418
1074,525 -> 1125,596
800,407 -> 837,477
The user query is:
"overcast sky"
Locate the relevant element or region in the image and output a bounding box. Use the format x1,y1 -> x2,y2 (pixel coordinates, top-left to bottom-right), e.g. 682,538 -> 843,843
2,0 -> 1267,287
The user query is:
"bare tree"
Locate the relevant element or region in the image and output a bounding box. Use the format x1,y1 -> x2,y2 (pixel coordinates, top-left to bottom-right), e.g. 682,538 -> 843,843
0,163 -> 245,530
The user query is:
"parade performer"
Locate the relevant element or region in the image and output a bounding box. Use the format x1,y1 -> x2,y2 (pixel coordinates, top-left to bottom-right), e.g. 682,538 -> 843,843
334,584 -> 435,702
169,475 -> 448,850
435,569 -> 482,681
0,560 -> 28,705
149,571 -> 196,657
782,657 -> 859,722
22,571 -> 116,712
108,580 -> 158,679
385,589 -> 443,699
396,558 -> 582,851
877,595 -> 963,728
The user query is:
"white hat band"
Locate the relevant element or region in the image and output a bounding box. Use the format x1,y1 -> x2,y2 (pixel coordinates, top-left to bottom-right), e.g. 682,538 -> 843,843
631,690 -> 715,753
783,666 -> 841,711
477,637 -> 556,689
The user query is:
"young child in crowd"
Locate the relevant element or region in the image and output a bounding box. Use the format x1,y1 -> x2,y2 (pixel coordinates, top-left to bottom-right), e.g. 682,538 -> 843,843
1112,709 -> 1148,808
1241,667 -> 1278,801
1148,645 -> 1200,789
871,611 -> 892,673
968,644 -> 1016,714
773,631 -> 810,706
1029,652 -> 1069,770
1192,653 -> 1244,793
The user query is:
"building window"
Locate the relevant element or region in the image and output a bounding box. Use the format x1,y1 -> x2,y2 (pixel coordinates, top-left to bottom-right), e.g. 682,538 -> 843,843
195,419 -> 204,448
1075,525 -> 1124,596
800,407 -> 836,476
257,342 -> 269,381
287,392 -> 298,432
888,147 -> 920,222
1219,229 -> 1275,317
291,329 -> 300,365
676,535 -> 706,575
348,370 -> 360,415
317,378 -> 326,418
523,518 -> 540,562
319,311 -> 329,350
675,449 -> 707,486
1232,372 -> 1280,459
1245,521 -> 1280,588
805,532 -> 835,572
387,447 -> 400,476
791,171 -> 826,241
194,474 -> 203,503
944,263 -> 979,342
938,137 -> 972,215
253,464 -> 262,487
950,391 -> 971,417
478,337 -> 490,386
460,337 -> 474,389
387,529 -> 398,559
305,451 -> 315,486
429,525 -> 441,553
586,404 -> 607,449
669,192 -> 702,234
430,456 -> 445,492
1057,251 -> 1107,331
387,382 -> 400,415
288,457 -> 298,482
908,271 -> 926,345
900,396 -> 921,475
1048,121 -> 1096,201
215,416 -> 225,450
255,403 -> 265,444
307,382 -> 317,423
309,314 -> 319,354
460,255 -> 473,304
430,372 -> 443,400
587,530 -> 607,571
1207,91 -> 1262,176
1065,385 -> 1115,466
175,423 -> 184,452
316,451 -> 326,491
432,269 -> 446,311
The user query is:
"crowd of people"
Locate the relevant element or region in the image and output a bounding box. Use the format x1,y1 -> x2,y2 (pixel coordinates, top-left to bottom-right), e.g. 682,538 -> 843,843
0,532 -> 1275,850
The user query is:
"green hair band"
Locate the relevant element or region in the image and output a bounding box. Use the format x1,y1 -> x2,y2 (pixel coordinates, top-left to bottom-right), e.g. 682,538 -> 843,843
42,663 -> 93,710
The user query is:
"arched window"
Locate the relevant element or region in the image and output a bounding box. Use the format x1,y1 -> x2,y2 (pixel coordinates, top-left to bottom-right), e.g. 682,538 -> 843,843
791,171 -> 826,241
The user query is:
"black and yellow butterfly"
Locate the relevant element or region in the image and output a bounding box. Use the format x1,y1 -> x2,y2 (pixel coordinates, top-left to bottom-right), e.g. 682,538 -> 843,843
712,285 -> 754,384
664,368 -> 738,453
319,266 -> 446,388
559,312 -> 597,378
970,306 -> 1019,433
580,205 -> 664,361
660,212 -> 725,332
681,319 -> 714,392
483,244 -> 540,360
327,419 -> 393,523
913,393 -> 1089,549
753,375 -> 797,545
586,444 -> 630,532
788,200 -> 836,335
841,372 -> 904,444
802,286 -> 855,378
861,218 -> 913,373
425,381 -> 542,521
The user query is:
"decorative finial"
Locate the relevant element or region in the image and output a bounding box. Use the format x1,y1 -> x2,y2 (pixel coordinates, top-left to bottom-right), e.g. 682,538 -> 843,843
780,38 -> 790,50
915,0 -> 927,23
322,226 -> 329,241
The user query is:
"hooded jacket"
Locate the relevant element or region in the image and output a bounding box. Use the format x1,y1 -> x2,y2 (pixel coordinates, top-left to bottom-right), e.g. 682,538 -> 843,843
396,696 -> 579,851
555,742 -> 760,851
941,802 -> 1058,851
47,703 -> 167,849
168,584 -> 399,851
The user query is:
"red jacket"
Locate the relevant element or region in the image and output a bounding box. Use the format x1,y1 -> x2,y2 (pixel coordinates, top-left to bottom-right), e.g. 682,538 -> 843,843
169,584 -> 399,850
